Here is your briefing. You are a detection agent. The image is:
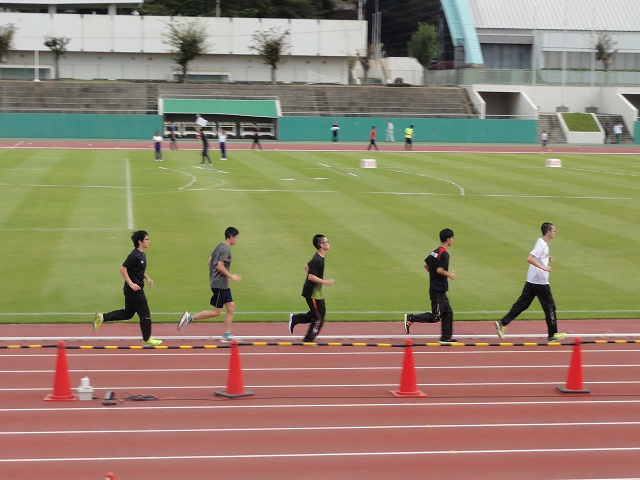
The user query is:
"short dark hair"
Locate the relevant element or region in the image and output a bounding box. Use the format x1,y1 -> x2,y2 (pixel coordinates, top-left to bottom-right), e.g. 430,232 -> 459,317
131,230 -> 148,247
225,226 -> 239,239
541,222 -> 554,235
313,234 -> 326,249
439,228 -> 454,242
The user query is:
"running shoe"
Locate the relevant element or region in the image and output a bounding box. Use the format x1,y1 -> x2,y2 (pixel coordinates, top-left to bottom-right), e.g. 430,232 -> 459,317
403,314 -> 412,335
547,332 -> 566,342
177,311 -> 192,331
439,338 -> 459,345
143,337 -> 163,347
495,320 -> 506,340
220,332 -> 241,343
93,313 -> 103,332
288,313 -> 296,334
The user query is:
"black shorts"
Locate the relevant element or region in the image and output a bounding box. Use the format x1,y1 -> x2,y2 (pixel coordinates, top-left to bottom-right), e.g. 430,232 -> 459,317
210,288 -> 233,308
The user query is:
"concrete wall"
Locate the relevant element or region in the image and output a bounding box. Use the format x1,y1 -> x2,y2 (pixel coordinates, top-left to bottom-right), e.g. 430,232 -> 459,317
472,84 -> 640,137
3,13 -> 367,82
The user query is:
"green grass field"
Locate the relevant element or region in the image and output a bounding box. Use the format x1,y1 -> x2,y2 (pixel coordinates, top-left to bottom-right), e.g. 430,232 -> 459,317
1,147 -> 639,324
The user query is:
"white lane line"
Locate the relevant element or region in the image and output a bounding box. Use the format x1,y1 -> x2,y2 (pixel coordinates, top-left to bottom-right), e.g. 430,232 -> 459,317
319,162 -> 359,177
125,158 -> 134,229
2,446 -> 640,463
3,420 -> 640,436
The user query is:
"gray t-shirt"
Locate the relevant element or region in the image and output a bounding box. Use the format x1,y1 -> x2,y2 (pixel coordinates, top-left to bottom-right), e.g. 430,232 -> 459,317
209,242 -> 231,289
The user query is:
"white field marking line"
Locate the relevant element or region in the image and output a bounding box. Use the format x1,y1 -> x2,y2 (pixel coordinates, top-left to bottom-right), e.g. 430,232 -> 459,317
10,141 -> 24,148
0,228 -> 129,232
4,420 -> 640,436
158,166 -> 198,190
319,162 -> 359,177
193,165 -> 228,174
0,184 -> 144,189
210,188 -> 336,193
386,168 -> 465,195
479,194 -> 636,200
3,446 -> 640,463
281,177 -> 329,181
124,158 -> 134,229
569,167 -> 640,177
3,398 -> 640,414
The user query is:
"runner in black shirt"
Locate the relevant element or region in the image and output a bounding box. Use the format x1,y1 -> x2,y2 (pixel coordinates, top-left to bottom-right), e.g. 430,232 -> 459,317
403,228 -> 457,344
289,234 -> 334,342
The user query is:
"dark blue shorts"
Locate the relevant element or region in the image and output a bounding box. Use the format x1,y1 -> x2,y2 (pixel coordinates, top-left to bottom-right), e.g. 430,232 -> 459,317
210,288 -> 233,308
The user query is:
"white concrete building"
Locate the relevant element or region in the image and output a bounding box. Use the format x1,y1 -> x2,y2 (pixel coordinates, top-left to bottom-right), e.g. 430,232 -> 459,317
1,1 -> 367,82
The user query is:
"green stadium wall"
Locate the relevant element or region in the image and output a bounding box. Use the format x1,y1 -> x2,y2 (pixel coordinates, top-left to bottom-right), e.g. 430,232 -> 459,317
0,113 -> 163,140
6,113 -> 637,144
278,117 -> 539,143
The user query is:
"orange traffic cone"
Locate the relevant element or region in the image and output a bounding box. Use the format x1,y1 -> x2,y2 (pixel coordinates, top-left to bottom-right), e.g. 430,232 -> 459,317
215,340 -> 255,399
44,341 -> 77,402
390,339 -> 427,397
104,473 -> 116,480
556,337 -> 591,394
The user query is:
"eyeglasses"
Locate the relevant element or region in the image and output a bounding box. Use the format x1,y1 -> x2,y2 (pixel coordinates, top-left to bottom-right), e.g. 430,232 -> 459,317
321,241 -> 330,244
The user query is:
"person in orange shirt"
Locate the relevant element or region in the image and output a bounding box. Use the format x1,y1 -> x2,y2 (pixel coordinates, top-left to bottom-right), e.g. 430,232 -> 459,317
367,125 -> 379,150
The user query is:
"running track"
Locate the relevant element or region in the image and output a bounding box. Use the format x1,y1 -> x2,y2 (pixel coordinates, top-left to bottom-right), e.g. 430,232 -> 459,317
1,320 -> 640,480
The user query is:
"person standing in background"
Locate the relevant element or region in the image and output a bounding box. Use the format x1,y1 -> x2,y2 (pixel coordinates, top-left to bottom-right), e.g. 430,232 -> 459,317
367,125 -> 379,150
196,127 -> 211,164
539,130 -> 549,152
613,122 -> 623,144
404,124 -> 414,151
218,129 -> 228,161
251,123 -> 263,150
168,122 -> 178,150
385,120 -> 395,142
331,121 -> 339,143
153,131 -> 163,161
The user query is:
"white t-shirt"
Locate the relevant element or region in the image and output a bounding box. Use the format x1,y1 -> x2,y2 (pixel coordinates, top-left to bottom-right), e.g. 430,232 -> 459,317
153,135 -> 162,143
219,133 -> 227,143
526,237 -> 550,285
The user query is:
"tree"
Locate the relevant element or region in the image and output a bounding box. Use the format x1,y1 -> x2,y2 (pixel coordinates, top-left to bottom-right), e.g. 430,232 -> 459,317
164,21 -> 209,83
0,24 -> 17,63
355,44 -> 374,85
407,22 -> 437,86
141,0 -> 334,19
249,27 -> 291,85
595,33 -> 617,72
44,36 -> 70,80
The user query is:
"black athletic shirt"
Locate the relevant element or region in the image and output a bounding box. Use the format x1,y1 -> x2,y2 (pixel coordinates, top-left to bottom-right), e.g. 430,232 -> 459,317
122,248 -> 146,292
301,252 -> 325,299
425,246 -> 449,292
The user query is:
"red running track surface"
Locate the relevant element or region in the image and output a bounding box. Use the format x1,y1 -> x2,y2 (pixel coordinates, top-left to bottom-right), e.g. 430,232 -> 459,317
1,320 -> 640,479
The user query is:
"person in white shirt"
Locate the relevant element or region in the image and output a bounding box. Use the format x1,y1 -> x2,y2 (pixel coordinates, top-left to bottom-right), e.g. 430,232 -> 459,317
218,130 -> 228,160
495,222 -> 566,342
613,122 -> 623,144
152,131 -> 163,161
385,120 -> 395,142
